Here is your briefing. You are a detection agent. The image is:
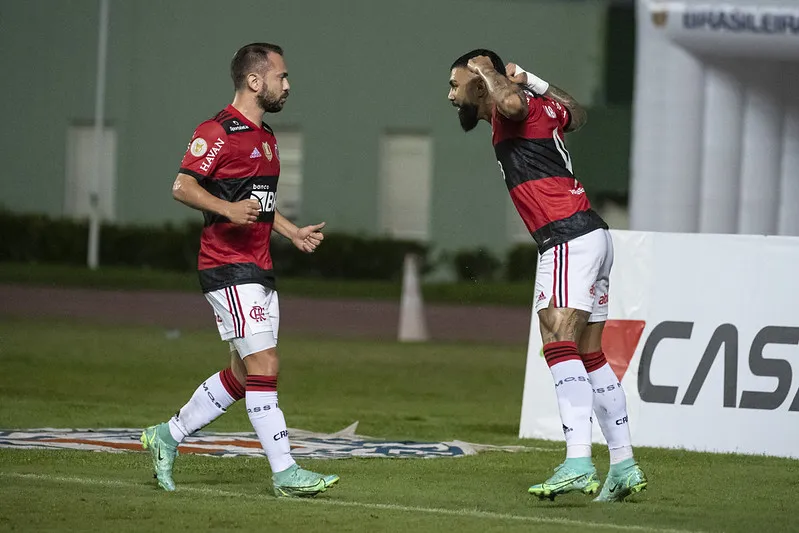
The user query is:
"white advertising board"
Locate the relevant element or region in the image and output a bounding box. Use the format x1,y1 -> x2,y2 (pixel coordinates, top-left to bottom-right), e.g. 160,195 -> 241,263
519,230 -> 799,458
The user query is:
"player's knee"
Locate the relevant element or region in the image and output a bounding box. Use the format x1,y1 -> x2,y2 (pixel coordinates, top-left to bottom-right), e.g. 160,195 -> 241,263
230,356 -> 247,385
538,308 -> 587,343
538,321 -> 573,344
542,329 -> 576,344
243,348 -> 279,376
577,321 -> 605,354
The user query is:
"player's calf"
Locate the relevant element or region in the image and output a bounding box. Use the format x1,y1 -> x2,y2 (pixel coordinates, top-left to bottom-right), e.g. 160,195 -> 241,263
532,306 -> 597,496
581,349 -> 635,465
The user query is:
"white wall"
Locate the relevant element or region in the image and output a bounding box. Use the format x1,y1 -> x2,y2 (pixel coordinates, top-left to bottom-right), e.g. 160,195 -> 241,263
520,229 -> 799,458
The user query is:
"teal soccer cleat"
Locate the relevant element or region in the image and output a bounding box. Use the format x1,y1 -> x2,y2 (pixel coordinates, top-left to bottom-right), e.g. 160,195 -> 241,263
594,459 -> 648,502
272,464 -> 340,498
141,423 -> 178,492
528,459 -> 600,501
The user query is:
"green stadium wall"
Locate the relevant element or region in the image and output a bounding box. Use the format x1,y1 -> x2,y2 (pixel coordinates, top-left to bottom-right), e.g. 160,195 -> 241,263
0,0 -> 629,255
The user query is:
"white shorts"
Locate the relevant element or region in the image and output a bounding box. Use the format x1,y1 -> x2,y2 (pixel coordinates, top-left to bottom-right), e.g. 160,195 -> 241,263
533,228 -> 613,323
205,283 -> 280,357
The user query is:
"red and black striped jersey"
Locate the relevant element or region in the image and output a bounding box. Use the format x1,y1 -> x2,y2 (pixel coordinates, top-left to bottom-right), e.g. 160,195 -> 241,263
492,90 -> 606,252
179,104 -> 281,293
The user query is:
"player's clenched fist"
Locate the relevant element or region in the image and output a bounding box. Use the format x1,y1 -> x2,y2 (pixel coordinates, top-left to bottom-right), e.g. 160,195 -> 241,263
467,55 -> 495,75
225,199 -> 261,225
505,62 -> 527,85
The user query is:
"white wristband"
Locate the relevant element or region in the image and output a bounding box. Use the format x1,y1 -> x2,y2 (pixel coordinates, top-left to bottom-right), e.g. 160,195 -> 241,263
514,65 -> 550,95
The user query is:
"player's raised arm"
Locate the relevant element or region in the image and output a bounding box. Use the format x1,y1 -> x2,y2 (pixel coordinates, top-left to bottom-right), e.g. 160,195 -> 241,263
506,62 -> 588,133
542,85 -> 587,133
468,55 -> 528,121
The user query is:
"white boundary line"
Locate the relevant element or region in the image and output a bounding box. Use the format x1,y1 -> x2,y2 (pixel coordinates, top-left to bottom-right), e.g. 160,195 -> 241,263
3,472 -> 700,533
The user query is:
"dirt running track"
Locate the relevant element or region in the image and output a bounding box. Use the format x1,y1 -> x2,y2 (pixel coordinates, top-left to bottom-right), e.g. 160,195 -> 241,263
0,285 -> 532,344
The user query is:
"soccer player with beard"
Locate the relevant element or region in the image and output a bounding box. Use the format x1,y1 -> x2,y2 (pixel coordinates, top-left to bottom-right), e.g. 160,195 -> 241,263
447,49 -> 647,502
141,43 -> 339,498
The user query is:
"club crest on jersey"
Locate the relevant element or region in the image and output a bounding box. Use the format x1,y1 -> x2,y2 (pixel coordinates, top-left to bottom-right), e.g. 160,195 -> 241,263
190,138 -> 207,157
544,106 -> 557,119
262,142 -> 273,161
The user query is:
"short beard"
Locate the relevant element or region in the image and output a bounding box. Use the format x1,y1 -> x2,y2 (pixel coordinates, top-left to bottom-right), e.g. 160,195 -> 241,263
256,87 -> 285,113
458,104 -> 479,132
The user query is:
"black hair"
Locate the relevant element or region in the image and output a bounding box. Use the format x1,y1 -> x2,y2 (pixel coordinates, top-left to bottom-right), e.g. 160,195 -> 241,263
230,42 -> 284,90
450,49 -> 505,75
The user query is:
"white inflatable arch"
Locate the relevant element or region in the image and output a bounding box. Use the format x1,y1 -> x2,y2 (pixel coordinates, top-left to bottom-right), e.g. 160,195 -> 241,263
630,0 -> 799,236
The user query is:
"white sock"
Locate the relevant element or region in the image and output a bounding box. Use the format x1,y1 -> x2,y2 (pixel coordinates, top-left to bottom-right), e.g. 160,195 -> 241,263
245,375 -> 296,474
544,342 -> 594,459
583,353 -> 634,465
168,368 -> 244,443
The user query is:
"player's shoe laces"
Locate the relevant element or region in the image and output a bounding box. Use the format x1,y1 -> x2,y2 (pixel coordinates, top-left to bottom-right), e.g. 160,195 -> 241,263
272,464 -> 340,498
528,459 -> 600,500
593,459 -> 647,502
140,423 -> 178,492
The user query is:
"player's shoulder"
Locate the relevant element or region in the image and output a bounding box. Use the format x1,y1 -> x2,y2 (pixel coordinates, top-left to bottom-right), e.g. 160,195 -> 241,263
528,92 -> 568,123
184,112 -> 230,163
494,88 -> 541,125
192,114 -> 227,139
543,96 -> 567,115
209,108 -> 258,136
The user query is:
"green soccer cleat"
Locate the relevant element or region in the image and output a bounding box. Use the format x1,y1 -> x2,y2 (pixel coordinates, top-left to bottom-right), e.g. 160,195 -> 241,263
594,459 -> 648,502
322,473 -> 341,488
140,423 -> 178,492
528,459 -> 601,500
272,464 -> 340,498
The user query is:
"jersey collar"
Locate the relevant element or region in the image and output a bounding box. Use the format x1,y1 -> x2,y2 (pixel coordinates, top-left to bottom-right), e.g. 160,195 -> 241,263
225,104 -> 263,131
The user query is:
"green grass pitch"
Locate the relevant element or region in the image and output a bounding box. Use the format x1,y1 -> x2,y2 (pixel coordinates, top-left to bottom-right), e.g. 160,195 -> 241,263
0,317 -> 796,532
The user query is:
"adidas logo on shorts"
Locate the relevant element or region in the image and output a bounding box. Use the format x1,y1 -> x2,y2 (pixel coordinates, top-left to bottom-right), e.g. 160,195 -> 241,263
537,292 -> 547,303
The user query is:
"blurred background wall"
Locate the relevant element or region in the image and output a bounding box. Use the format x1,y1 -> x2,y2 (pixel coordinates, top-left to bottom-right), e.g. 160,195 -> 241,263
0,0 -> 636,256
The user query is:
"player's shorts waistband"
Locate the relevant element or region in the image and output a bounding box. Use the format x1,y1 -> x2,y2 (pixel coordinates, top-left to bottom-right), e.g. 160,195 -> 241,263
198,262 -> 276,293
532,209 -> 608,254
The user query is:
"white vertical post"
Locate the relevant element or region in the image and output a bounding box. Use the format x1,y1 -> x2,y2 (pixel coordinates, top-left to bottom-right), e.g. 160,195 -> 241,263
698,63 -> 744,234
88,0 -> 110,270
654,46 -> 705,233
778,66 -> 799,236
738,65 -> 783,235
629,1 -> 666,231
630,1 -> 704,233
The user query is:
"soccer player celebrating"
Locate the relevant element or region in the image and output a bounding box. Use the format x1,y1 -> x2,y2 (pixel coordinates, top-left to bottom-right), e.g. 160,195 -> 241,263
447,49 -> 647,502
141,43 -> 339,498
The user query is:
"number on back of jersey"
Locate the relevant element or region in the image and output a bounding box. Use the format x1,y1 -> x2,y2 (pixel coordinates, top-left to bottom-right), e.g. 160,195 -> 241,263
552,130 -> 573,173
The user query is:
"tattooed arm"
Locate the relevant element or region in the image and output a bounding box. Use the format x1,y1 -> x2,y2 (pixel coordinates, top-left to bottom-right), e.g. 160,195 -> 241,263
542,84 -> 588,133
505,62 -> 588,132
467,56 -> 528,121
